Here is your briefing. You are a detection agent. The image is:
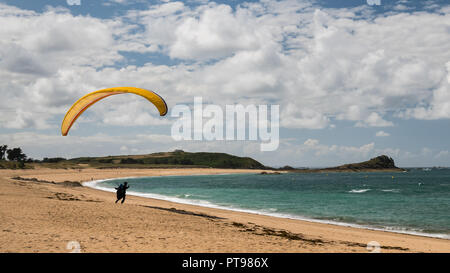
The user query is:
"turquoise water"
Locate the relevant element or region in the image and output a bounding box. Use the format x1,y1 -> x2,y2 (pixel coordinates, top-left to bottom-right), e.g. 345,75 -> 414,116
90,169 -> 450,239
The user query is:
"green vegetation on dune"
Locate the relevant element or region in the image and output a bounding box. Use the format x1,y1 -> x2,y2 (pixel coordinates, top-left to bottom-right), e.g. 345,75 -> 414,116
37,150 -> 266,169
0,142 -> 266,170
0,160 -> 32,169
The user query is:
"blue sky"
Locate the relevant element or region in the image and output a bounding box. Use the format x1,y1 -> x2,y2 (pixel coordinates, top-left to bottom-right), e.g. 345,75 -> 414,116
0,0 -> 449,167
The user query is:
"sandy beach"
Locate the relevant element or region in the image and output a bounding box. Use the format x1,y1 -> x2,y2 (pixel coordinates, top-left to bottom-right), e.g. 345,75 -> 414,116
0,167 -> 449,253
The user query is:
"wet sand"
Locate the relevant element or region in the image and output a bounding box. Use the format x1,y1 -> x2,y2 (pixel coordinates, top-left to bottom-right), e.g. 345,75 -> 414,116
1,168 -> 449,253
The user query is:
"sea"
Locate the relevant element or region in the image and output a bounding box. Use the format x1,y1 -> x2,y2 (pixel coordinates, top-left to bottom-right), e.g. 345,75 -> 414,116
85,168 -> 450,239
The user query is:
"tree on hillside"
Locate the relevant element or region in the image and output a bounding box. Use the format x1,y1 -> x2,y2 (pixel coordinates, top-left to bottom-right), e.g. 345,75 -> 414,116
0,145 -> 7,160
7,147 -> 27,162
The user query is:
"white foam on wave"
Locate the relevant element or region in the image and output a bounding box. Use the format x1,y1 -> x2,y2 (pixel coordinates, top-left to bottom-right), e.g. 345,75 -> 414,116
84,177 -> 450,240
381,189 -> 400,193
179,194 -> 191,198
348,189 -> 371,193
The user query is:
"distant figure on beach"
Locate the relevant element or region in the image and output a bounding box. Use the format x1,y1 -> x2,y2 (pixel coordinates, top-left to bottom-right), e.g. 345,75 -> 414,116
115,182 -> 129,204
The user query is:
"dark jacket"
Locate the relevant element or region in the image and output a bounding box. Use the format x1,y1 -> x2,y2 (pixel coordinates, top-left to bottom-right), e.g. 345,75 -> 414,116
115,184 -> 129,198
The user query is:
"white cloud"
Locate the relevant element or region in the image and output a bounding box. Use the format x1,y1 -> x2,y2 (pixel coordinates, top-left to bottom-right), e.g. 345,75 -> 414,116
375,130 -> 390,137
109,0 -> 129,4
421,147 -> 433,157
397,61 -> 450,120
356,113 -> 394,128
295,138 -> 375,161
281,105 -> 330,129
374,147 -> 400,158
0,0 -> 449,160
103,0 -> 147,6
169,4 -> 269,60
0,4 -> 135,129
304,138 -> 319,146
2,109 -> 52,130
0,132 -> 175,159
97,97 -> 172,127
337,143 -> 375,159
435,150 -> 449,159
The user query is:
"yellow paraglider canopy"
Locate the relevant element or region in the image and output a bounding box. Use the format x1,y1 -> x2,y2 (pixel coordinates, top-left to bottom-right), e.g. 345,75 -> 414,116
61,87 -> 168,136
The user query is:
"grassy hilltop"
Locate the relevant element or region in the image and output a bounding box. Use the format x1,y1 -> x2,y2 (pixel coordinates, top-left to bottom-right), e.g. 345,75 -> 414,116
8,150 -> 267,170
1,150 -> 403,173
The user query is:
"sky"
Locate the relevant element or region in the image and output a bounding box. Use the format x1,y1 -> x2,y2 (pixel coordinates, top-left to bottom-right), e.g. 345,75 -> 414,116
0,0 -> 449,167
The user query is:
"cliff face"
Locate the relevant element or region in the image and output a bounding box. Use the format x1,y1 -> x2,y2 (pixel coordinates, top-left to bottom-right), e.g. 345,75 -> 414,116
333,155 -> 398,170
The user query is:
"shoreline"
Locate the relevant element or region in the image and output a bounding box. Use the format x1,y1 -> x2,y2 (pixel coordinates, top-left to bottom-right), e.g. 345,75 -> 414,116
85,176 -> 449,240
1,168 -> 449,252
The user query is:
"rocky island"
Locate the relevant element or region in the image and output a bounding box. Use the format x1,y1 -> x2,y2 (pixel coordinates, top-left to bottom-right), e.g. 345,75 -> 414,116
290,155 -> 405,173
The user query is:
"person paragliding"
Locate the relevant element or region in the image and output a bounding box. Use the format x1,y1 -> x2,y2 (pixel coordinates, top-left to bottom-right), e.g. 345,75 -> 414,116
61,88 -> 166,204
115,182 -> 129,204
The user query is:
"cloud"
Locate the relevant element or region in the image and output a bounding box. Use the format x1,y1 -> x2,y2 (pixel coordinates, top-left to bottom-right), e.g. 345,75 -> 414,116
421,147 -> 433,157
397,61 -> 450,120
170,4 -> 263,60
295,138 -> 375,160
282,106 -> 330,129
304,138 -> 319,146
103,0 -> 146,6
97,97 -> 172,127
109,0 -> 129,4
375,130 -> 390,137
0,1 -> 449,144
356,113 -> 394,127
0,132 -> 175,159
374,147 -> 400,158
435,150 -> 449,159
0,4 -> 132,129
